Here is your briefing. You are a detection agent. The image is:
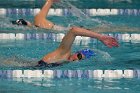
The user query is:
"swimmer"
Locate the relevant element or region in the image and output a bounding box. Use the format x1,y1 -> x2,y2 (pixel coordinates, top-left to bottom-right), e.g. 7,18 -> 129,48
10,0 -> 119,67
11,0 -> 69,31
35,26 -> 119,68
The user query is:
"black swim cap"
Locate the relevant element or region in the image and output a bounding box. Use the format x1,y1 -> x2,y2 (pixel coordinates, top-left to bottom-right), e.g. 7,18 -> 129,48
11,19 -> 27,26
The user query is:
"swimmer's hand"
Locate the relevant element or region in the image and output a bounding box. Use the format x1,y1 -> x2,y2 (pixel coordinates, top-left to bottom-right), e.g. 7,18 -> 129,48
100,35 -> 119,48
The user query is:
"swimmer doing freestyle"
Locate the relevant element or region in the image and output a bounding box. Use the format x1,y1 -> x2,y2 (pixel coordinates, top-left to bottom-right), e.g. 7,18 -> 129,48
11,0 -> 119,67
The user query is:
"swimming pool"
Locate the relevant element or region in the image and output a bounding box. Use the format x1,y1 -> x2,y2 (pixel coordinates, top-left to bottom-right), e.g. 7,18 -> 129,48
0,0 -> 140,93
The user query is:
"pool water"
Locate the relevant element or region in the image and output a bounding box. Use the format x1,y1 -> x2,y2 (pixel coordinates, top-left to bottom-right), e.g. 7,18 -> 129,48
0,7 -> 139,70
0,32 -> 140,70
0,69 -> 140,93
0,0 -> 140,9
0,76 -> 140,93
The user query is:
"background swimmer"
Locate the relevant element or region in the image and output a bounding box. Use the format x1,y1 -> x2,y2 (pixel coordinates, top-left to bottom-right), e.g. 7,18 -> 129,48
11,0 -> 65,31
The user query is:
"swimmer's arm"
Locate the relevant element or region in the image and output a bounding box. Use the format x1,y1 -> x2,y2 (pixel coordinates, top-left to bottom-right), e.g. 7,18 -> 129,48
57,26 -> 118,56
45,26 -> 118,64
36,0 -> 54,18
55,27 -> 103,58
38,0 -> 60,17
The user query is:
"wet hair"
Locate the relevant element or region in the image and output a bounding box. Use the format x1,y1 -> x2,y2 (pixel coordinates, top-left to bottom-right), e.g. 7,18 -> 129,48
11,19 -> 27,26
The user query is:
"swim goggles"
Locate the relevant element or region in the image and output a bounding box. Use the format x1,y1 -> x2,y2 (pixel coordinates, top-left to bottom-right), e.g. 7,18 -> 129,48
11,19 -> 27,26
77,52 -> 83,60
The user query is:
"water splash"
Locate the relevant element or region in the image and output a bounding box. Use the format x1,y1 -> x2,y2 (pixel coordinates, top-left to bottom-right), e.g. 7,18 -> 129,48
0,56 -> 37,68
94,49 -> 114,62
59,0 -> 111,26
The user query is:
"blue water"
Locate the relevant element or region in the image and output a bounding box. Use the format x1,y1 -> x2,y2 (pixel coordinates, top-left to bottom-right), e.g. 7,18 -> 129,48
0,0 -> 140,9
0,32 -> 140,70
0,77 -> 140,93
0,7 -> 140,70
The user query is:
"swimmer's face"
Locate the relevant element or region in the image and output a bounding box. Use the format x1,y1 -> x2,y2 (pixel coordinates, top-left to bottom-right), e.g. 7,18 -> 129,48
69,53 -> 85,61
11,19 -> 31,26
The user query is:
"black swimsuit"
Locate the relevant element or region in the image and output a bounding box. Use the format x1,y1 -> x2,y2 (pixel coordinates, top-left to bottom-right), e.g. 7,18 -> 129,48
35,60 -> 61,68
